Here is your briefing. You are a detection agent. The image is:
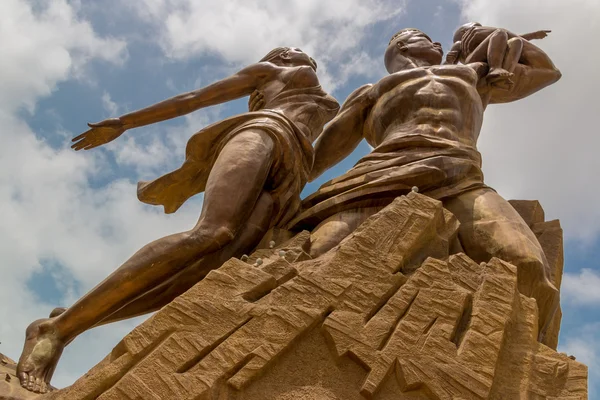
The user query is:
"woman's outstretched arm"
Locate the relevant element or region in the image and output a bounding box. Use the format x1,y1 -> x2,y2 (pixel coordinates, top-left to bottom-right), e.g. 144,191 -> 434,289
119,62 -> 278,129
72,62 -> 279,151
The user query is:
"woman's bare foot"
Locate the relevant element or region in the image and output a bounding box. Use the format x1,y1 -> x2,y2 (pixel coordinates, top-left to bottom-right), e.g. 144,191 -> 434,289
16,318 -> 65,394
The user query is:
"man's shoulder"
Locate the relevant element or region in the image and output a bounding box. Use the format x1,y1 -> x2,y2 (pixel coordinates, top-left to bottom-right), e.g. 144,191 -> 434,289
341,84 -> 375,109
349,83 -> 374,98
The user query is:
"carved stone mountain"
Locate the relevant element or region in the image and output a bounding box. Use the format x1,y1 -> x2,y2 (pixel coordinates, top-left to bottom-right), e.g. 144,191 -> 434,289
1,353 -> 45,400
10,193 -> 588,400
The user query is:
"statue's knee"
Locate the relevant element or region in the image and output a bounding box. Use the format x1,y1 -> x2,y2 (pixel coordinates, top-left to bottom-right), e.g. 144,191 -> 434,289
185,225 -> 236,254
211,225 -> 236,247
508,37 -> 522,44
309,235 -> 337,259
507,37 -> 524,48
492,28 -> 509,38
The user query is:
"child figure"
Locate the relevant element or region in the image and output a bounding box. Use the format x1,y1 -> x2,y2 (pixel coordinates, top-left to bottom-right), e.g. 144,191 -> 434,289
446,22 -> 551,89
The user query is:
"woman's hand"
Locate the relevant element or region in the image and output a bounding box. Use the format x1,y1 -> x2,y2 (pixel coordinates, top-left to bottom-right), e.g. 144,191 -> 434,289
71,118 -> 126,151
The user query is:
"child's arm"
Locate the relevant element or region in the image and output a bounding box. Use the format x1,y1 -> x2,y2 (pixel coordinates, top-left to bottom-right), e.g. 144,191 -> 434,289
520,30 -> 551,41
445,41 -> 462,65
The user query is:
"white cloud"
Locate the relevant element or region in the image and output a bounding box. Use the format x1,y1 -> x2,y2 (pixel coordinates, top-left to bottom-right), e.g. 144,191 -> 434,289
0,0 -> 127,114
562,269 -> 600,305
101,91 -> 119,116
126,0 -> 402,91
457,0 -> 600,242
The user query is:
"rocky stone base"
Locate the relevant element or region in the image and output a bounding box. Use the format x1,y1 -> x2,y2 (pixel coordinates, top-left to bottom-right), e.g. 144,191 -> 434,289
1,353 -> 40,400
2,193 -> 588,399
35,193 -> 586,400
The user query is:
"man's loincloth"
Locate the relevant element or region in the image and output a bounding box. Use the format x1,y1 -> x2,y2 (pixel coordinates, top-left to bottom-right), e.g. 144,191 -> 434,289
137,110 -> 314,228
287,134 -> 489,230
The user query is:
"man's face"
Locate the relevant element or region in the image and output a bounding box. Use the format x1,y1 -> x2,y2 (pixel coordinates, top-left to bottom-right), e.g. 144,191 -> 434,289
286,48 -> 317,71
394,31 -> 444,66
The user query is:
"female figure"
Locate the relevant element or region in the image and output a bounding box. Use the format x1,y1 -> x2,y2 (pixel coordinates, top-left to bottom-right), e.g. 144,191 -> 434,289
17,47 -> 339,393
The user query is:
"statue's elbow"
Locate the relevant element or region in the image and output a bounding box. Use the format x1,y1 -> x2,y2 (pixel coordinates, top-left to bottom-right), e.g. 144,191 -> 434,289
551,67 -> 562,84
538,67 -> 562,90
554,69 -> 562,82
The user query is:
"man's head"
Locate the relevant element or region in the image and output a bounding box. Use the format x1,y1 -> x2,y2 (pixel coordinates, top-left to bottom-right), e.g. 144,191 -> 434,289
384,28 -> 443,73
260,47 -> 317,71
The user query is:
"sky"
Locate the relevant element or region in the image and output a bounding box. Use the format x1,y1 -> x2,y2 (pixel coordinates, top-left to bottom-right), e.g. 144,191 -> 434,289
1,0 -> 599,395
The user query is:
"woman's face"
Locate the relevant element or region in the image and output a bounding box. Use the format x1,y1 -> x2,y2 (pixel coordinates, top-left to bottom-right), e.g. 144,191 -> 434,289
285,48 -> 317,71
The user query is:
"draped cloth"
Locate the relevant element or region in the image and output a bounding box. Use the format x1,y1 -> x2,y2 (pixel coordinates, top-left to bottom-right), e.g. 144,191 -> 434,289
287,134 -> 490,230
136,110 -> 312,227
137,84 -> 338,228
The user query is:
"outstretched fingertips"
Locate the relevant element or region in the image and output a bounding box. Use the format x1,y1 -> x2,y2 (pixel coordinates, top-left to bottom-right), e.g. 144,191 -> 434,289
72,130 -> 89,142
71,140 -> 89,151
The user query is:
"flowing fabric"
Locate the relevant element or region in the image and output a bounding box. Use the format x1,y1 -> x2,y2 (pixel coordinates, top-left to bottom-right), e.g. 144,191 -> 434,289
288,134 -> 490,229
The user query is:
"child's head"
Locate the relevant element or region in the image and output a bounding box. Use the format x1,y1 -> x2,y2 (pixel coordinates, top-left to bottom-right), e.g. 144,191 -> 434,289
453,22 -> 482,43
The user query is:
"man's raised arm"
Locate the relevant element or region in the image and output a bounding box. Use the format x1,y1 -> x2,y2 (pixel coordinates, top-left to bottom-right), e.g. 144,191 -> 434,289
484,41 -> 561,104
310,84 -> 374,181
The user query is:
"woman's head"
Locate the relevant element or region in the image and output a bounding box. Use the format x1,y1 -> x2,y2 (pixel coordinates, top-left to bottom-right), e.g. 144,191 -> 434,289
260,47 -> 317,71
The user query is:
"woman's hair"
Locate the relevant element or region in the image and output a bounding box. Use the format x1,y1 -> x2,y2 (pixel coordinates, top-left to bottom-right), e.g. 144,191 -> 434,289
259,47 -> 290,63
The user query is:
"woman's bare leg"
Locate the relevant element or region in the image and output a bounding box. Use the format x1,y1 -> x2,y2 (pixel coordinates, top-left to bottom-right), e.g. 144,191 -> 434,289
94,191 -> 274,325
17,129 -> 275,393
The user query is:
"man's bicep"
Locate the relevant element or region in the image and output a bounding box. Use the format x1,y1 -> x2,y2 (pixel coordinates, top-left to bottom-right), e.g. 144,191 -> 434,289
487,65 -> 560,104
310,103 -> 367,180
340,84 -> 374,111
315,83 -> 373,156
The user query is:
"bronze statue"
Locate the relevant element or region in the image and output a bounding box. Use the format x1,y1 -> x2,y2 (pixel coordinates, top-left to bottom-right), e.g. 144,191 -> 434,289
288,28 -> 561,345
16,26 -> 564,395
445,22 -> 551,90
16,47 -> 339,394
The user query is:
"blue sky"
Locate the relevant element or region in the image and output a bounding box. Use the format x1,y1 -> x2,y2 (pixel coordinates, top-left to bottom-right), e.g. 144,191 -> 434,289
1,0 -> 599,395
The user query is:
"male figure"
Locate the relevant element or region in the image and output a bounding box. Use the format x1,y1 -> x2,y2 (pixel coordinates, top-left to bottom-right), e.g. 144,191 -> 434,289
288,28 -> 561,341
446,22 -> 551,89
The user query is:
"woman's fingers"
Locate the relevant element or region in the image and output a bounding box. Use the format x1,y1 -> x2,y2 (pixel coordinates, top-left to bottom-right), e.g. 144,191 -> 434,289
72,129 -> 93,142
